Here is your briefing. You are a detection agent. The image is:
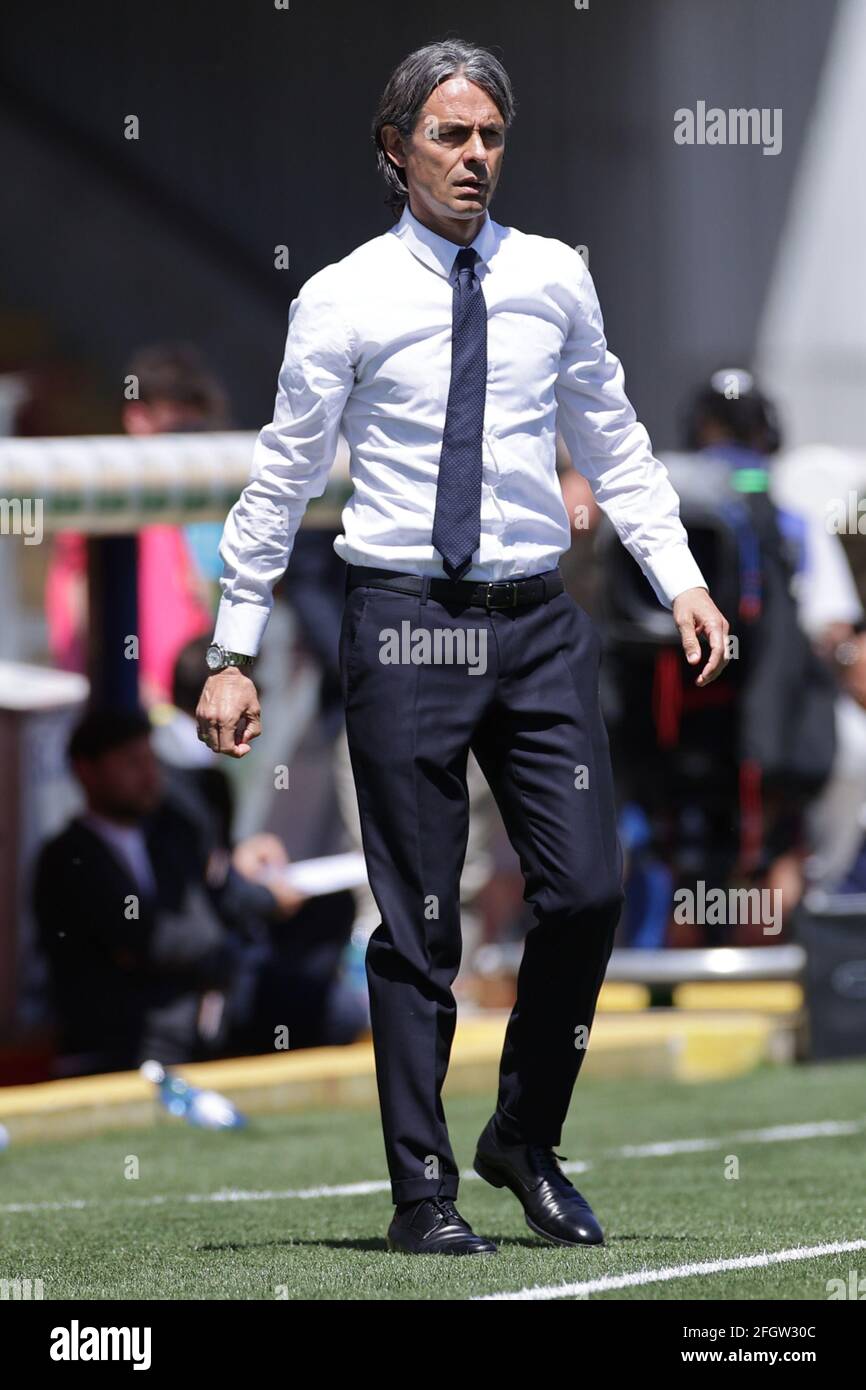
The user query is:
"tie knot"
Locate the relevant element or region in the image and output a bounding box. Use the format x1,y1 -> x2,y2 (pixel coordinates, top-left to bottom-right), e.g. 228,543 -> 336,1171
453,246 -> 479,278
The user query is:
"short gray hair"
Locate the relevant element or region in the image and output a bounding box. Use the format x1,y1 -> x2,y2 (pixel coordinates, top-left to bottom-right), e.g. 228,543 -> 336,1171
372,40 -> 516,217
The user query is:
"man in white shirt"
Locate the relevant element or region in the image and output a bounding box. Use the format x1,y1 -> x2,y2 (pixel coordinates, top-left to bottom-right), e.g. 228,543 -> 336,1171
197,39 -> 729,1256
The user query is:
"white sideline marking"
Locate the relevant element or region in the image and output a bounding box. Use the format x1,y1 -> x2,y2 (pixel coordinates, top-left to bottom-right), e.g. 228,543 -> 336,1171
1,1117 -> 861,1216
1,1199 -> 90,1214
185,1179 -> 390,1202
0,1180 -> 392,1214
473,1239 -> 866,1300
618,1119 -> 862,1158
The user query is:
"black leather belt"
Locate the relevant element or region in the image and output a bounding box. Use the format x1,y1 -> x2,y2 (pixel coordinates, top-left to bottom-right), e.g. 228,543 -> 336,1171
345,564 -> 564,610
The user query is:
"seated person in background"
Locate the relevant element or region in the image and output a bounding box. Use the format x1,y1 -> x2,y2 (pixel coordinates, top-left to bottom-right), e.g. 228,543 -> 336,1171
33,707 -> 251,1074
33,703 -> 366,1077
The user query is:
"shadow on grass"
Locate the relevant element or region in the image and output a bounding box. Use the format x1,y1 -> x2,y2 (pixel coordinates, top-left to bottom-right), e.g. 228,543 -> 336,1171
194,1232 -> 653,1253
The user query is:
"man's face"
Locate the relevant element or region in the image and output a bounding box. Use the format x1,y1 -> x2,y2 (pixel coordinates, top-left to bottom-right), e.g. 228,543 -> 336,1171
76,736 -> 163,821
383,76 -> 505,229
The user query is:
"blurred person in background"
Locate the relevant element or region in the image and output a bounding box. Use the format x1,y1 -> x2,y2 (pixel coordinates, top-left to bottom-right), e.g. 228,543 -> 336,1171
33,706 -> 255,1074
685,371 -> 859,920
805,627 -> 866,894
32,699 -> 366,1077
602,369 -> 841,945
44,343 -> 224,703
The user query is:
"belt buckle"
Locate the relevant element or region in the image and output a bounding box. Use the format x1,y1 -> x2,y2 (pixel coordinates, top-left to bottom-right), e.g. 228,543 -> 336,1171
484,580 -> 518,610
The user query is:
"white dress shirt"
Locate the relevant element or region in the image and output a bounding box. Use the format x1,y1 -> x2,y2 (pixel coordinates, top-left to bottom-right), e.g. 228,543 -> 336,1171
214,204 -> 707,655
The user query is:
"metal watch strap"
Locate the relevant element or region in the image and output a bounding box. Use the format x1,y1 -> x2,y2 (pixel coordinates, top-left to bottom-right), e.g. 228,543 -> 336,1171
208,643 -> 255,672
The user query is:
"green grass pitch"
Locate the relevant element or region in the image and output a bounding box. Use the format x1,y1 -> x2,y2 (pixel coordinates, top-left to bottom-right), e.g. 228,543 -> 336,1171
2,1059 -> 865,1300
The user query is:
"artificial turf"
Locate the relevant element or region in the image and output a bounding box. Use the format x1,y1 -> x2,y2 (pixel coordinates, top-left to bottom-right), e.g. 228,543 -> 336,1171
2,1058 -> 864,1300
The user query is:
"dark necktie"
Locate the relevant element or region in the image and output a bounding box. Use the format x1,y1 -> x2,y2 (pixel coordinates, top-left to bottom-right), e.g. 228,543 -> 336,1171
431,245 -> 487,580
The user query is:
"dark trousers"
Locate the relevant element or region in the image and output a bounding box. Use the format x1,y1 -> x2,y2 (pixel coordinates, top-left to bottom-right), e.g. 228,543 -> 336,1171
339,567 -> 624,1204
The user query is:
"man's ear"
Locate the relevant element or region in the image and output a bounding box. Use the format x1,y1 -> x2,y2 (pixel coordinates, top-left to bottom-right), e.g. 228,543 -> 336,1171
380,124 -> 406,170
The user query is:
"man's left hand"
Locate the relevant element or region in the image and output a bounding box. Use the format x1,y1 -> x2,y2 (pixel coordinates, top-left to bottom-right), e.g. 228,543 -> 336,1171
672,587 -> 731,687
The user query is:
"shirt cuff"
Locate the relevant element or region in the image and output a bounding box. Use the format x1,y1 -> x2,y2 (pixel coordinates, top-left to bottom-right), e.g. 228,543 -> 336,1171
212,596 -> 272,657
641,544 -> 709,610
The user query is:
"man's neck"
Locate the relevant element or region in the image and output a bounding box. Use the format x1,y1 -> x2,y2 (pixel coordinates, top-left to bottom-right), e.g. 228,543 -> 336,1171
406,196 -> 486,247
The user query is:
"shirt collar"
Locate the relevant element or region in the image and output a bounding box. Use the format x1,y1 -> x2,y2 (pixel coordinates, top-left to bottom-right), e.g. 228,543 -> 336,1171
390,202 -> 498,280
81,810 -> 144,844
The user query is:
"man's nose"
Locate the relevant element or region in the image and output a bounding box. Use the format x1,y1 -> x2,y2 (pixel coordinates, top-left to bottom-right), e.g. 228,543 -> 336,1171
463,131 -> 488,166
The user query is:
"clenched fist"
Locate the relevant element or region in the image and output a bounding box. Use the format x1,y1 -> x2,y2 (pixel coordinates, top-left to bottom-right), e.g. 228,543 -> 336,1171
196,667 -> 262,757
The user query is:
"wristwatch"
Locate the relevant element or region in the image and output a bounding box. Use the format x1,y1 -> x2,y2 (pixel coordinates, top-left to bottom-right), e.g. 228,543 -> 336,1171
206,643 -> 256,674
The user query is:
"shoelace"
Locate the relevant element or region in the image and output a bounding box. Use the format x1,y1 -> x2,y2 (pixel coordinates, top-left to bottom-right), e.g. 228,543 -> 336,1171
528,1145 -> 573,1189
528,1146 -> 594,1209
430,1196 -> 460,1222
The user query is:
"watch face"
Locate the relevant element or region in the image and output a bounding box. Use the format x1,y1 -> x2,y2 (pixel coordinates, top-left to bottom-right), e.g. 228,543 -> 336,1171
206,646 -> 223,671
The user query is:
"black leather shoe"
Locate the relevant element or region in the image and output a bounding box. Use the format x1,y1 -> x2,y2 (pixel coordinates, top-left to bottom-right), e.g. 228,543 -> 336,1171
386,1196 -> 498,1256
473,1116 -> 605,1246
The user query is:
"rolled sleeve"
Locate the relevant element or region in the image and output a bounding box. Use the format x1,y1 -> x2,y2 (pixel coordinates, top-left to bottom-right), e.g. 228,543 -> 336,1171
554,254 -> 707,608
213,271 -> 356,654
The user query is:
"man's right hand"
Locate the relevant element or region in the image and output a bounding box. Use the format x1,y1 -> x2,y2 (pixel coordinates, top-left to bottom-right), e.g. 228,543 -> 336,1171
196,668 -> 262,757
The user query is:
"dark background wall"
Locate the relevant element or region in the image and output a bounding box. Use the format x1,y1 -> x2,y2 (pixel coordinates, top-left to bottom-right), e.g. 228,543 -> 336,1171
0,0 -> 838,442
